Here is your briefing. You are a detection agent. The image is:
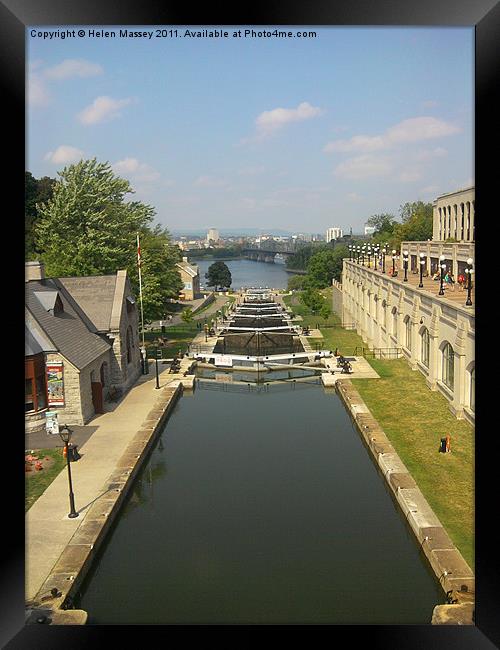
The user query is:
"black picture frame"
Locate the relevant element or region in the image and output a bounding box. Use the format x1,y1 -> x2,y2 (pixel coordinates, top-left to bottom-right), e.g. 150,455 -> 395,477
6,0 -> 499,647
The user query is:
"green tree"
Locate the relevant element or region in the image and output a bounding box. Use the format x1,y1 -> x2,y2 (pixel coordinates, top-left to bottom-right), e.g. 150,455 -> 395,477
287,274 -> 306,291
320,304 -> 332,322
306,245 -> 347,288
205,261 -> 232,290
181,307 -> 194,324
134,225 -> 183,321
395,201 -> 433,243
34,158 -> 183,321
25,172 -> 56,260
35,158 -> 155,276
300,288 -> 324,314
366,213 -> 397,237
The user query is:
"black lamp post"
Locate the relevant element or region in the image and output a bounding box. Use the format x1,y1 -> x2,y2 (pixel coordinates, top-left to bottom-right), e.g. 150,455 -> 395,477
419,252 -> 425,288
348,245 -> 352,260
59,425 -> 78,518
367,247 -> 372,268
402,250 -> 409,282
382,247 -> 387,273
361,246 -> 366,266
391,249 -> 396,276
154,347 -> 162,389
438,254 -> 446,296
356,246 -> 361,263
465,257 -> 474,306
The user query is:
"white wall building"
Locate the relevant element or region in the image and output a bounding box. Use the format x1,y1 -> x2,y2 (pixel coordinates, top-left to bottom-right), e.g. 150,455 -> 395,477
326,227 -> 343,242
207,228 -> 220,243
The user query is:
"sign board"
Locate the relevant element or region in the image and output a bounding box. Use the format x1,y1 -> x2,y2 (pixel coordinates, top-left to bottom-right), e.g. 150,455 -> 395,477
215,373 -> 233,383
46,362 -> 65,407
45,410 -> 59,435
214,355 -> 233,367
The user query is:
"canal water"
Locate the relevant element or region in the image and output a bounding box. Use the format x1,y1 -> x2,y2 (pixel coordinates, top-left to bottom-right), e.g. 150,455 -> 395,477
196,258 -> 291,290
76,379 -> 443,624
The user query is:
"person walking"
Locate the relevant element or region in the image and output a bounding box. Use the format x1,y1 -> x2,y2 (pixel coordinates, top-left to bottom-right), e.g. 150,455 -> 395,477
457,272 -> 466,291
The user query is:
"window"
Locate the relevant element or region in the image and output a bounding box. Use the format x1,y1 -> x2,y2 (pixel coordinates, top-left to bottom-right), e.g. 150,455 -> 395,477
404,316 -> 412,351
392,307 -> 398,337
25,378 -> 34,412
470,367 -> 475,412
421,328 -> 430,368
442,342 -> 454,390
25,353 -> 47,413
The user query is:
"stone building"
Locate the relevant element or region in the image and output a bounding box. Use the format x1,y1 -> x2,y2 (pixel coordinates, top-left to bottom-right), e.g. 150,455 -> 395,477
25,262 -> 142,429
176,256 -> 201,301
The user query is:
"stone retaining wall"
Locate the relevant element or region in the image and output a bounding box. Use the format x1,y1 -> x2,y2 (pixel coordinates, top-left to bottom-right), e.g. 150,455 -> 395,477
26,383 -> 182,625
335,377 -> 474,625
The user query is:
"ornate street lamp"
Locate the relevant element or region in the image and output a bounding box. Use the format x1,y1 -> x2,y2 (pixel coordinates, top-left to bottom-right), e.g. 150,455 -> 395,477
367,246 -> 372,268
154,346 -> 162,389
465,257 -> 474,306
382,247 -> 387,273
402,250 -> 409,282
419,252 -> 425,288
59,425 -> 79,518
438,254 -> 446,296
356,246 -> 361,263
361,245 -> 366,266
391,249 -> 397,276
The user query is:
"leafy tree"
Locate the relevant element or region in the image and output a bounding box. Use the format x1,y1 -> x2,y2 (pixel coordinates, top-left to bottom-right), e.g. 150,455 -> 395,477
33,158 -> 183,320
25,172 -> 56,259
181,307 -> 194,324
366,213 -> 397,236
300,288 -> 324,314
134,225 -> 183,321
320,304 -> 332,322
35,158 -> 155,276
205,261 -> 232,290
305,245 -> 348,288
287,274 -> 306,291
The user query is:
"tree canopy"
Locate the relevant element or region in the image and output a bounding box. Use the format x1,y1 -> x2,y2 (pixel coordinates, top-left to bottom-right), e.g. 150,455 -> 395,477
25,171 -> 56,260
205,261 -> 232,290
33,157 -> 183,321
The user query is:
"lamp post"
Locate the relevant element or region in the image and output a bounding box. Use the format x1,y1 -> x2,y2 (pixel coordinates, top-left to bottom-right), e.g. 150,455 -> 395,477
402,250 -> 409,282
361,245 -> 366,266
391,249 -> 397,276
154,347 -> 161,389
356,246 -> 361,263
382,247 -> 387,273
419,252 -> 425,288
348,245 -> 353,260
59,425 -> 78,518
465,257 -> 474,306
438,254 -> 446,296
367,246 -> 372,268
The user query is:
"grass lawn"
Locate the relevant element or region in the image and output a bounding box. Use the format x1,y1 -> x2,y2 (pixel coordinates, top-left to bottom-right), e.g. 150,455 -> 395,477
25,448 -> 66,512
287,289 -> 475,569
352,359 -> 474,569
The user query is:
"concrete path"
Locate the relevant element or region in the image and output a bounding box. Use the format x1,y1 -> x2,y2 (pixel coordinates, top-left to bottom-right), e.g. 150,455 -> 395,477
25,362 -> 179,603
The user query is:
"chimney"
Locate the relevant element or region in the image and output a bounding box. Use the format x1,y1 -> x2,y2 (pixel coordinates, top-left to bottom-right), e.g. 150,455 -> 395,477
25,261 -> 46,282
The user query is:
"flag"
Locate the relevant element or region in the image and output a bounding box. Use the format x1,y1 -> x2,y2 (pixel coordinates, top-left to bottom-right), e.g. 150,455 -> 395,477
137,233 -> 141,267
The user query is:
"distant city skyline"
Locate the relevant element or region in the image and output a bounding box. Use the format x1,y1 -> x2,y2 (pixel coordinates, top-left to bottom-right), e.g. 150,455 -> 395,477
28,26 -> 474,234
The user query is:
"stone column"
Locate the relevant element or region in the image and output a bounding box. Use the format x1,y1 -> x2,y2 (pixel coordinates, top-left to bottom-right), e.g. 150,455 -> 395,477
425,306 -> 441,391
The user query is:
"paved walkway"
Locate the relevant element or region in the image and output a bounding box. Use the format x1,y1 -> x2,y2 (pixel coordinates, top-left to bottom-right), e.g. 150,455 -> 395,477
25,363 -> 178,603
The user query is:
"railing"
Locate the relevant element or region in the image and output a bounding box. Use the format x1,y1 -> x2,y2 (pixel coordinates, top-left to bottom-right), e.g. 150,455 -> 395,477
353,346 -> 403,359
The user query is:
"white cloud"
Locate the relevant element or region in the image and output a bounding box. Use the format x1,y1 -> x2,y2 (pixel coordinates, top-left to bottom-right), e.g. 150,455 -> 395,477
28,73 -> 51,107
113,157 -> 160,183
44,145 -> 84,164
324,116 -> 460,154
255,102 -> 324,137
78,96 -> 133,125
44,59 -> 103,81
334,154 -> 392,180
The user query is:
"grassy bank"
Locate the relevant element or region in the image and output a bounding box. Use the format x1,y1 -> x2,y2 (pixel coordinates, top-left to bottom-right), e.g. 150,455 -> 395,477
287,289 -> 475,568
25,448 -> 66,512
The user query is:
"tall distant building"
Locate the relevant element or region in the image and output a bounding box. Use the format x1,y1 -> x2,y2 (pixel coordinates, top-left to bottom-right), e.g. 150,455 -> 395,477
326,227 -> 343,242
206,228 -> 220,243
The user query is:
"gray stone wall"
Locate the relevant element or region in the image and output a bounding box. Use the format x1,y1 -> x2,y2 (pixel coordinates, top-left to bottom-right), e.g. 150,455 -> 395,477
331,279 -> 343,320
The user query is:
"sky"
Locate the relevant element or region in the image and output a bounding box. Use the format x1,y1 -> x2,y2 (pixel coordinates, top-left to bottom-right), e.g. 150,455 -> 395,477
27,26 -> 474,235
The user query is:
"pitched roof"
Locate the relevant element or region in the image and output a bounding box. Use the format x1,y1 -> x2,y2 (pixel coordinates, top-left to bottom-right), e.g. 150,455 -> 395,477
25,309 -> 57,356
57,274 -> 118,331
176,260 -> 199,278
25,278 -> 111,370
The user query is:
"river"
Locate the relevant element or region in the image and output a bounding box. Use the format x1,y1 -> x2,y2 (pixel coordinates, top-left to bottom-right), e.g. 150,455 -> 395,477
196,258 -> 292,290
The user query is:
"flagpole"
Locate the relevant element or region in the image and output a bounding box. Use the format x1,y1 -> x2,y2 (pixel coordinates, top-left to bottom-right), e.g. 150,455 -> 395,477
137,233 -> 146,369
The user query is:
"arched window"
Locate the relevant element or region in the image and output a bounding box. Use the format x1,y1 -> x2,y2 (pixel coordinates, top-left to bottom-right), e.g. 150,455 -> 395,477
421,327 -> 430,367
382,300 -> 387,328
469,366 -> 475,412
442,342 -> 454,390
404,316 -> 412,351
